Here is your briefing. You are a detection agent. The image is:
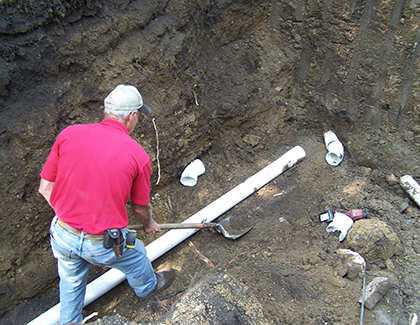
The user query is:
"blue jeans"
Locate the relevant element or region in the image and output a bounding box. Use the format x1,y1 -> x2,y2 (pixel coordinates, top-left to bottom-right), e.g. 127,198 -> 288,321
49,217 -> 156,324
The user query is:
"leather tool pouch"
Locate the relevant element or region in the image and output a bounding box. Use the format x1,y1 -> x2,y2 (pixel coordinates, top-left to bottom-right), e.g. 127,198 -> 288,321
103,229 -> 124,258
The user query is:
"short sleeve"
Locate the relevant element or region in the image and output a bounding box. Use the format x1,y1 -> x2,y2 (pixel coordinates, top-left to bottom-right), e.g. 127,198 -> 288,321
130,157 -> 151,205
40,137 -> 60,182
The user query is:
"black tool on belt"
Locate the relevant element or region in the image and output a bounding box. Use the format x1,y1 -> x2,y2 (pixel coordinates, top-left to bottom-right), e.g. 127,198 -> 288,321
103,229 -> 124,258
103,229 -> 137,258
126,229 -> 137,248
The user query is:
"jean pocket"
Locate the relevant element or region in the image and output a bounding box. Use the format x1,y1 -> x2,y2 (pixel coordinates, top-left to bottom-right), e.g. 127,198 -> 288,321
50,234 -> 73,260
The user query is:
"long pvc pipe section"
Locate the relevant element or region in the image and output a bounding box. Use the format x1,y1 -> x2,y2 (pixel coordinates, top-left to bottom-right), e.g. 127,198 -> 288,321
27,145 -> 306,325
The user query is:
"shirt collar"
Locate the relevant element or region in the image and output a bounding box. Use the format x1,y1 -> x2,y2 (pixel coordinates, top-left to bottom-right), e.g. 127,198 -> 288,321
100,119 -> 129,135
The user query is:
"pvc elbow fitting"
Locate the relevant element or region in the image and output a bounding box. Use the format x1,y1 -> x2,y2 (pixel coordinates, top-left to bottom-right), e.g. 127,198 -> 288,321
180,159 -> 206,186
326,212 -> 354,241
324,130 -> 344,166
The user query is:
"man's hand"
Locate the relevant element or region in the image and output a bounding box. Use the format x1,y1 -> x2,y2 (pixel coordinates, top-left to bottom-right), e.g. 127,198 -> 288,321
143,220 -> 161,234
131,201 -> 161,234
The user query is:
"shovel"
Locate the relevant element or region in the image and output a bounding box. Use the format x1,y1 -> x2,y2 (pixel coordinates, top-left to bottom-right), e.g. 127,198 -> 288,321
128,217 -> 252,240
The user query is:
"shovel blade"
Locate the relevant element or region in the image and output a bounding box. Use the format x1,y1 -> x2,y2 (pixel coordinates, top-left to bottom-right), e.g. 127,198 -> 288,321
216,217 -> 253,240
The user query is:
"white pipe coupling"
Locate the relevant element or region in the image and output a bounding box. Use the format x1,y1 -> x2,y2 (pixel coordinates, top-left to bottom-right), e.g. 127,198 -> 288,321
180,159 -> 206,186
324,130 -> 344,166
326,212 -> 354,241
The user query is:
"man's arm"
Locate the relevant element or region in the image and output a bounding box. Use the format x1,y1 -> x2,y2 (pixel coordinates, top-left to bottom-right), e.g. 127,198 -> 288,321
131,201 -> 160,234
39,178 -> 55,209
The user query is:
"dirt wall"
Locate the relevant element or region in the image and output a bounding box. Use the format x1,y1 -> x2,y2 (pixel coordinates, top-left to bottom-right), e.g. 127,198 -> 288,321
1,0 -> 420,322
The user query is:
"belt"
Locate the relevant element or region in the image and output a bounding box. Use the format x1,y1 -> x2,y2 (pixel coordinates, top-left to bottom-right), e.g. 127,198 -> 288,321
57,219 -> 104,240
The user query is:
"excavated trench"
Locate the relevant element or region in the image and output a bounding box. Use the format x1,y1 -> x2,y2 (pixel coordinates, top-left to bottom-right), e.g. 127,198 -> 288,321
1,0 -> 420,324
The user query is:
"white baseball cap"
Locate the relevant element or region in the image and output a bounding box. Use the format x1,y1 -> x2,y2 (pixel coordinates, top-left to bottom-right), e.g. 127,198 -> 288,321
104,84 -> 151,114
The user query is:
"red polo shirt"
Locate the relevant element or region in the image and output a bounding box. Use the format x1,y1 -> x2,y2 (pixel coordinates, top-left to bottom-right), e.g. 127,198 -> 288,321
40,119 -> 151,234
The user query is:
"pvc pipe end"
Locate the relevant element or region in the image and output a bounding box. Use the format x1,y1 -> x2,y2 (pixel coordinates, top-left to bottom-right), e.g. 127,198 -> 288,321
326,152 -> 343,166
180,176 -> 198,186
180,159 -> 205,187
292,145 -> 307,158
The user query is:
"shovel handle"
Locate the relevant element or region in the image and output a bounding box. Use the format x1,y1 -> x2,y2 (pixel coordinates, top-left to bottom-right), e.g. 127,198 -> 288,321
128,223 -> 219,230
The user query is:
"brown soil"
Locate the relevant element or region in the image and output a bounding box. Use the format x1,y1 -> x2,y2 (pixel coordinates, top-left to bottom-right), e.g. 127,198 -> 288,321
0,1 -> 419,324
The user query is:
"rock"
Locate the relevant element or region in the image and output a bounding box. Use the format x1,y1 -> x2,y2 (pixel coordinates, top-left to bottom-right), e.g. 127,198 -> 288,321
327,276 -> 347,288
336,249 -> 366,281
358,166 -> 372,177
163,271 -> 268,325
399,201 -> 409,213
384,259 -> 395,270
385,174 -> 399,186
411,313 -> 418,325
361,271 -> 403,323
90,271 -> 269,325
343,218 -> 403,262
242,134 -> 261,147
360,277 -> 390,310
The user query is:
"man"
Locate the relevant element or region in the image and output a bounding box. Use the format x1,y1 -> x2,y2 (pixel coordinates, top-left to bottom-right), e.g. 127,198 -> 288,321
39,84 -> 174,325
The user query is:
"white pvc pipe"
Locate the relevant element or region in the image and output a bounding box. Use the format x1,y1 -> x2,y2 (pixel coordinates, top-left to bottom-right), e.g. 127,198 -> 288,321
400,175 -> 420,208
27,145 -> 306,325
324,130 -> 344,166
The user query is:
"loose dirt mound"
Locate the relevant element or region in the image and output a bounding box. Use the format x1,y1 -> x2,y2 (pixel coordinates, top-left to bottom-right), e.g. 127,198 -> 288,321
1,1 -> 419,324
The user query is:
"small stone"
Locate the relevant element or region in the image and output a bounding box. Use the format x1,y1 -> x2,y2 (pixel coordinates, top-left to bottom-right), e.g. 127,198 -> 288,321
263,251 -> 272,258
328,276 -> 347,288
386,174 -> 399,186
359,167 -> 372,176
242,134 -> 261,147
385,259 -> 395,270
336,249 -> 366,280
360,277 -> 390,310
399,202 -> 409,213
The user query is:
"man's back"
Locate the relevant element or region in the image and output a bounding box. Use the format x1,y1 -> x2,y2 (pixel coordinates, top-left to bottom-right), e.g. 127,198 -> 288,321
41,119 -> 151,234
